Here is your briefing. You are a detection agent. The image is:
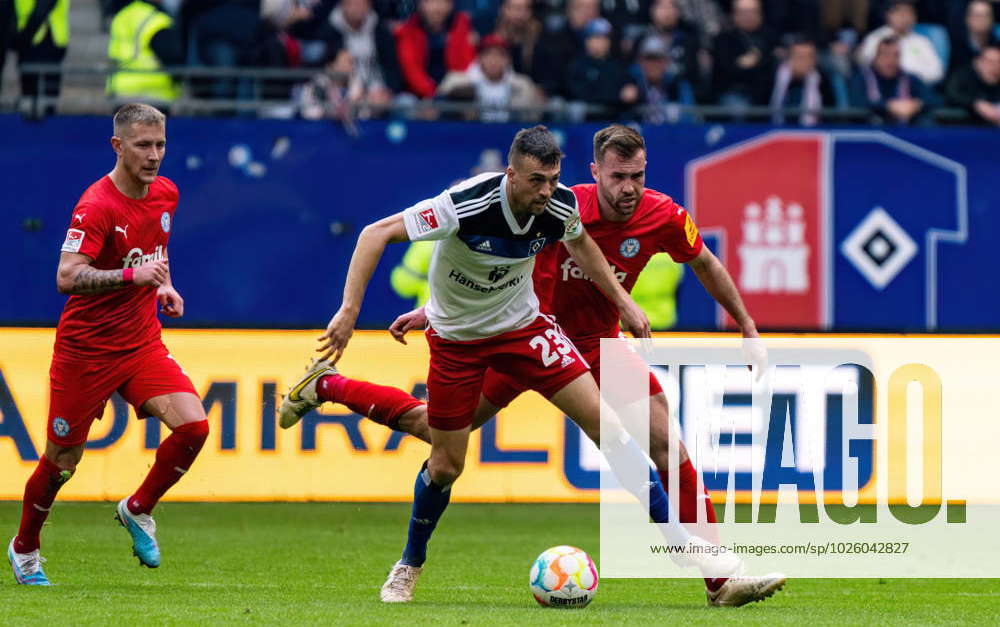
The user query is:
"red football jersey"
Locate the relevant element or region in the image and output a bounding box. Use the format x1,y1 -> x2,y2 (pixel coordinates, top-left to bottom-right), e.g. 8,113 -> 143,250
55,175 -> 178,356
533,184 -> 704,343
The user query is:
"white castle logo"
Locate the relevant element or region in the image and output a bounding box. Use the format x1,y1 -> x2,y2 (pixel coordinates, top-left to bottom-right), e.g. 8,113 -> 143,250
737,196 -> 810,293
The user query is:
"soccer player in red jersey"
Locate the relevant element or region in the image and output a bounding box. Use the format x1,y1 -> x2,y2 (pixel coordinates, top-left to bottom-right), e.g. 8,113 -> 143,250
7,104 -> 210,585
283,125 -> 784,606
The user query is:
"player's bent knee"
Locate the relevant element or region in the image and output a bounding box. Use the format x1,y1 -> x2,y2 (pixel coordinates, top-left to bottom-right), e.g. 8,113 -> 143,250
172,419 -> 210,452
428,457 -> 464,486
45,442 -> 84,473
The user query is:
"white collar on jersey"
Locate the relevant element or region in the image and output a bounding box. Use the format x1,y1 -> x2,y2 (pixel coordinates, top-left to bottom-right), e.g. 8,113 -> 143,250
499,174 -> 536,235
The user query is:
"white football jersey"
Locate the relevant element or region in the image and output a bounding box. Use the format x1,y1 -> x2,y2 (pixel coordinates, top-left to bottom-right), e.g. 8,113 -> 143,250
402,172 -> 582,341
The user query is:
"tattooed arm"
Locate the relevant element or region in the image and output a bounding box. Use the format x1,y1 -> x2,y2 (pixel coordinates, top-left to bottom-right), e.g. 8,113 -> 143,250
56,252 -> 169,295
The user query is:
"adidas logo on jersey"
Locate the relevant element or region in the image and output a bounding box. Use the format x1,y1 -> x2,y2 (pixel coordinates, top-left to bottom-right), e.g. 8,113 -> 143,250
560,355 -> 576,368
476,240 -> 493,252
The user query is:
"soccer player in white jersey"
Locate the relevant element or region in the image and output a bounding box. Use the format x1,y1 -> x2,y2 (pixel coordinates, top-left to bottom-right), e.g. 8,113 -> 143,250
281,126 -> 735,603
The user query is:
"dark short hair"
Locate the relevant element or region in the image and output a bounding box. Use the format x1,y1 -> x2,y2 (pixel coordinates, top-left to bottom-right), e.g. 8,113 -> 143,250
877,35 -> 901,53
593,124 -> 645,163
113,102 -> 165,136
508,125 -> 563,167
786,33 -> 815,49
887,0 -> 915,12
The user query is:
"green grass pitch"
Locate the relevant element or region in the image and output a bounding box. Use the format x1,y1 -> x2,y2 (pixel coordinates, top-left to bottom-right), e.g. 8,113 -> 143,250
2,502 -> 998,625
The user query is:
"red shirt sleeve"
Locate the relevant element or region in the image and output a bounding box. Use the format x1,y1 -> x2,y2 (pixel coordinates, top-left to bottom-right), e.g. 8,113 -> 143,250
61,201 -> 112,260
658,199 -> 704,263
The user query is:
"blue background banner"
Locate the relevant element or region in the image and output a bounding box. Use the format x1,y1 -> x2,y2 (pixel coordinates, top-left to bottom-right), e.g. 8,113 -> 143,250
1,115 -> 996,331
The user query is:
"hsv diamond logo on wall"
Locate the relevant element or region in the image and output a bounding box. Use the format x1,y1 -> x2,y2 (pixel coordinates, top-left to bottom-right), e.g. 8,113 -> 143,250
687,131 -> 968,331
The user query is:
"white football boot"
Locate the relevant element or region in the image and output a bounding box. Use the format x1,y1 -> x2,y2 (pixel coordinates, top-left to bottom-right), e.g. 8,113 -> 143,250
380,560 -> 423,603
707,573 -> 787,607
115,498 -> 160,568
7,537 -> 51,585
278,359 -> 337,428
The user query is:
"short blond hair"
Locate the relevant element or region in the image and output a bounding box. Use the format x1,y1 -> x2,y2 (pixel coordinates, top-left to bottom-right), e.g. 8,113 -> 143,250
113,103 -> 166,137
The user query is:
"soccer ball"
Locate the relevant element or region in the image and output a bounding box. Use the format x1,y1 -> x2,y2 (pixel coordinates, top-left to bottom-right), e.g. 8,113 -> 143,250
529,545 -> 598,608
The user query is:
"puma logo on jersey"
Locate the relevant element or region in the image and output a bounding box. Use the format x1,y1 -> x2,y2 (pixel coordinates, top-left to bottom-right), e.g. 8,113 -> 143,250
115,225 -> 129,239
73,213 -> 86,223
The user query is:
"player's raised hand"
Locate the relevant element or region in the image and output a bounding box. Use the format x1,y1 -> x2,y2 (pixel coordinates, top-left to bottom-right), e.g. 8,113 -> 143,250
157,285 -> 184,317
133,259 -> 169,287
389,307 -> 428,345
619,298 -> 652,339
317,308 -> 356,364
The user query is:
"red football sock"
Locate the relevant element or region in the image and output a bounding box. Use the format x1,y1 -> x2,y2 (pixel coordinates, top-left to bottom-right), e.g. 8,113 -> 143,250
659,459 -> 724,590
317,374 -> 424,427
658,459 -> 717,527
14,456 -> 71,553
128,420 -> 209,515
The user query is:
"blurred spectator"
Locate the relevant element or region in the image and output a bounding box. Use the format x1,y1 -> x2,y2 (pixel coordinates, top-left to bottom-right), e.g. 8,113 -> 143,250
856,0 -> 944,85
13,0 -> 69,111
825,25 -> 861,81
255,1 -> 343,110
950,0 -> 999,73
491,0 -> 541,77
437,34 -> 541,121
532,0 -> 601,98
769,36 -> 835,126
107,0 -> 184,105
372,0 -> 418,23
851,36 -> 929,124
457,0 -> 504,33
395,0 -> 477,99
262,1 -> 342,67
762,0 -> 821,41
713,0 -> 777,107
328,0 -> 401,108
821,0 -> 869,38
628,1 -> 695,68
568,18 -> 638,117
601,0 -> 653,32
673,0 -> 725,45
296,47 -> 363,120
185,1 -> 267,101
946,44 -> 1000,125
631,34 -> 695,123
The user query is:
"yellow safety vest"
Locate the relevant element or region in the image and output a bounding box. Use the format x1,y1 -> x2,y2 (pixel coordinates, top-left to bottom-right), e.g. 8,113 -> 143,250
14,0 -> 70,48
391,241 -> 435,307
631,253 -> 684,330
106,1 -> 179,102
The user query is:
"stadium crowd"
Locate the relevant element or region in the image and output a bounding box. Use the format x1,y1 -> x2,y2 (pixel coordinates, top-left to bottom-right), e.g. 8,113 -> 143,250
8,0 -> 1000,125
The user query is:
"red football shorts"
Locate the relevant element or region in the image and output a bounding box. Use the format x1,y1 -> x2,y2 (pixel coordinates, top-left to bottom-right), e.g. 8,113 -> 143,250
481,334 -> 664,409
47,341 -> 198,447
425,315 -> 590,430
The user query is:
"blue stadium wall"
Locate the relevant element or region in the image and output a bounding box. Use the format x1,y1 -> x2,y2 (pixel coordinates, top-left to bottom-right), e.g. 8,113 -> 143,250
1,115 -> 996,331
